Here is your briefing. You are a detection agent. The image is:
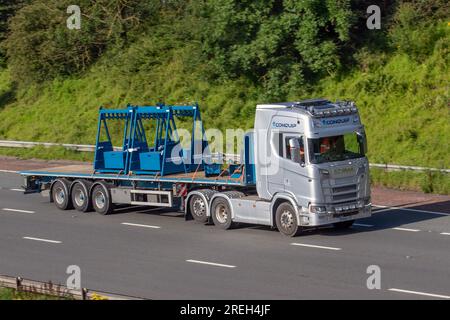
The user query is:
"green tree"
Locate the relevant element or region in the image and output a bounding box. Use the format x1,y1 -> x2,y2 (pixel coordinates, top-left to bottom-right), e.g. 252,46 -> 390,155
0,0 -> 28,66
4,0 -> 161,85
199,0 -> 354,99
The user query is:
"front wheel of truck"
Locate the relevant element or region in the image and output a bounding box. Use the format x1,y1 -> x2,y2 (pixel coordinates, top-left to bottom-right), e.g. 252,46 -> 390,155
275,202 -> 302,237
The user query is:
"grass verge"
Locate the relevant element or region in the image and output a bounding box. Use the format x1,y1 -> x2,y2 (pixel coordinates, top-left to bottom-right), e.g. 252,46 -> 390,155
0,146 -> 92,162
370,168 -> 450,195
0,287 -> 71,300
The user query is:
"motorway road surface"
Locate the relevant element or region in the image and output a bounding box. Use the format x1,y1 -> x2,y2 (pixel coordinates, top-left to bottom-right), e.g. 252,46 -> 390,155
0,171 -> 449,299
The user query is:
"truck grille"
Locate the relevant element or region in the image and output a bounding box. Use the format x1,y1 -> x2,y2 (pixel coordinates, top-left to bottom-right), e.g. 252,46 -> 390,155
332,192 -> 358,201
332,185 -> 357,193
321,176 -> 359,204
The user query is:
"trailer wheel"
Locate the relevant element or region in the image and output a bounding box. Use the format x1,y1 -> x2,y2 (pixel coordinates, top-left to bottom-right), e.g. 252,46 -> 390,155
92,184 -> 114,215
333,220 -> 354,229
275,202 -> 302,237
71,180 -> 92,212
211,197 -> 234,230
52,179 -> 73,210
189,194 -> 208,223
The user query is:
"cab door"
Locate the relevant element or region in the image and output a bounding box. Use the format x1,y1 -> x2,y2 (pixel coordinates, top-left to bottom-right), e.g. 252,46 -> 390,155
281,134 -> 309,199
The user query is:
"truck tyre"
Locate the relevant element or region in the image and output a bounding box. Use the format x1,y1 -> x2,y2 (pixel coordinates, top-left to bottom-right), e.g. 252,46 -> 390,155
189,194 -> 208,223
211,197 -> 234,230
52,179 -> 73,210
92,184 -> 114,215
275,202 -> 302,237
333,220 -> 354,229
71,180 -> 92,212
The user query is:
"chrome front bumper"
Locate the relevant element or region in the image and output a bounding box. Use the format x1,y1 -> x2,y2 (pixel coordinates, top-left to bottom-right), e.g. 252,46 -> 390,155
299,204 -> 372,227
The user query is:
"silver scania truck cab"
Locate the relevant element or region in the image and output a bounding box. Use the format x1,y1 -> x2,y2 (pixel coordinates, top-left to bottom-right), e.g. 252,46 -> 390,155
209,99 -> 371,237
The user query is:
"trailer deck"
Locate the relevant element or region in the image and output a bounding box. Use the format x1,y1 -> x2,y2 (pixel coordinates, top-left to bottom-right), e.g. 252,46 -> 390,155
19,164 -> 248,186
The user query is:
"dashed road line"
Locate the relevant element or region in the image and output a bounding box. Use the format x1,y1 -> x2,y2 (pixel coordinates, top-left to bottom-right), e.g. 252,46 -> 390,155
291,243 -> 342,251
10,188 -> 24,192
0,169 -> 18,173
392,227 -> 420,232
373,205 -> 449,216
186,259 -> 236,268
2,208 -> 35,214
388,288 -> 450,299
440,232 -> 450,236
23,236 -> 62,244
121,222 -> 161,229
353,223 -> 374,227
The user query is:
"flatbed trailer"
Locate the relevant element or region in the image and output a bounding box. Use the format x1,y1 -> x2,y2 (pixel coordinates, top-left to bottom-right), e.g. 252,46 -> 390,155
21,164 -> 247,187
20,158 -> 254,216
20,100 -> 372,237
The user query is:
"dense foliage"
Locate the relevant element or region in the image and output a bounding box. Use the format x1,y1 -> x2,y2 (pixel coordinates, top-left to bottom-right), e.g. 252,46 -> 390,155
3,0 -> 448,90
3,0 -> 163,84
0,0 -> 28,66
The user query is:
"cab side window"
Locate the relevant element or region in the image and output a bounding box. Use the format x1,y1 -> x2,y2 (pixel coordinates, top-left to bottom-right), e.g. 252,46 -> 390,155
272,132 -> 284,157
284,136 -> 305,164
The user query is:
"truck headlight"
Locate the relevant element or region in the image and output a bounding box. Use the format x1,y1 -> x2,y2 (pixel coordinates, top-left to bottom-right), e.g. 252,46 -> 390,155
310,205 -> 327,214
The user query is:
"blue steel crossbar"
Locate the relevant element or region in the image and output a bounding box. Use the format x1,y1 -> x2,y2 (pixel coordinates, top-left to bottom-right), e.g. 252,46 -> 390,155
94,103 -> 210,176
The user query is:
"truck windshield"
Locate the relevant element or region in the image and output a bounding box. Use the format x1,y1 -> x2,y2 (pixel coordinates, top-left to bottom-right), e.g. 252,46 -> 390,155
308,132 -> 366,164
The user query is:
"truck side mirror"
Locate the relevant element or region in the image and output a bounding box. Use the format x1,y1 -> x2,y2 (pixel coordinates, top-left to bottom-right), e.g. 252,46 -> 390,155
357,132 -> 368,154
289,138 -> 305,165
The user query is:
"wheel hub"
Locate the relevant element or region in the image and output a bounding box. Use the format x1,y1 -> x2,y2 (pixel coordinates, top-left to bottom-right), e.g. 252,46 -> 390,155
280,210 -> 294,230
55,187 -> 65,204
74,189 -> 85,207
94,192 -> 105,209
192,198 -> 205,216
215,204 -> 228,224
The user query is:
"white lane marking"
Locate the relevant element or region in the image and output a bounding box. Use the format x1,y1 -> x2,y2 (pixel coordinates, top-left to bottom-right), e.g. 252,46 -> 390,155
440,232 -> 450,236
392,227 -> 420,232
353,223 -> 374,227
0,169 -> 18,173
2,208 -> 35,214
10,188 -> 24,192
23,237 -> 62,244
186,259 -> 236,268
388,288 -> 450,299
291,243 -> 342,251
373,205 -> 449,216
121,222 -> 161,229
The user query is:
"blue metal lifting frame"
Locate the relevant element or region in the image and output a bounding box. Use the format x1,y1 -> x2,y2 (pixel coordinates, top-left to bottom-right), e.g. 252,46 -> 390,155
93,106 -> 134,173
93,103 -> 209,176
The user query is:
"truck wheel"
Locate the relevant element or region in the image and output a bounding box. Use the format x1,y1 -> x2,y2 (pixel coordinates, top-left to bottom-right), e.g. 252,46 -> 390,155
275,202 -> 302,237
52,179 -> 73,210
92,184 -> 114,215
71,180 -> 92,212
333,220 -> 354,229
211,197 -> 234,230
189,194 -> 208,223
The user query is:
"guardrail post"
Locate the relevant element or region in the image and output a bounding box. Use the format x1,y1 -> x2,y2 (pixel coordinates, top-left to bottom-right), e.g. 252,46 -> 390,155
16,276 -> 23,291
81,287 -> 88,300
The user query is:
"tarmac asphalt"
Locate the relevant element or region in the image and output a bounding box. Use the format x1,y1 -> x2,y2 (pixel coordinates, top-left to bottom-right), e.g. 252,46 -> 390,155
0,171 -> 449,299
